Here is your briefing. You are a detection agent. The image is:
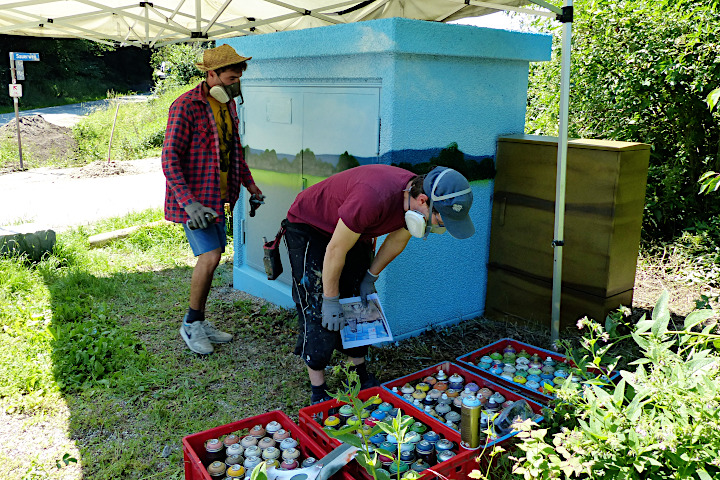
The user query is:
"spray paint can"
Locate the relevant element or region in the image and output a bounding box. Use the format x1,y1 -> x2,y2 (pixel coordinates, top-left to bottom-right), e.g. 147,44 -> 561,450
279,437 -> 299,451
225,454 -> 244,468
265,421 -> 282,437
448,374 -> 464,390
272,429 -> 290,442
258,437 -> 276,449
338,404 -> 354,425
243,445 -> 261,459
225,463 -> 245,478
249,424 -> 266,438
204,438 -> 225,465
415,440 -> 435,465
323,416 -> 341,430
460,394 -> 482,449
243,455 -> 262,472
301,457 -> 317,468
223,434 -> 240,447
262,447 -> 281,461
207,460 -> 226,478
445,411 -> 461,424
282,447 -> 301,462
435,439 -> 454,455
225,443 -> 244,458
240,435 -> 258,449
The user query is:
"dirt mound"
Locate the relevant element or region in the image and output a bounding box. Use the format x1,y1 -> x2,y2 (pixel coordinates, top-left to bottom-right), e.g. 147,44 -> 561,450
70,160 -> 134,178
0,115 -> 76,168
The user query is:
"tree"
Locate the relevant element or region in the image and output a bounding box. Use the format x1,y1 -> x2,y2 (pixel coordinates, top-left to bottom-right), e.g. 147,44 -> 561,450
0,35 -> 151,109
699,87 -> 720,195
526,0 -> 720,239
336,151 -> 359,172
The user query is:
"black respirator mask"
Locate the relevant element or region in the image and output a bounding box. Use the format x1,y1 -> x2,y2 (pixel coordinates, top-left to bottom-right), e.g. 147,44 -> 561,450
209,79 -> 243,104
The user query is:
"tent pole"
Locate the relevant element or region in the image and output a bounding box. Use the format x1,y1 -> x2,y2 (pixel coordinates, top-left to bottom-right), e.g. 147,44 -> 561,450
551,0 -> 573,345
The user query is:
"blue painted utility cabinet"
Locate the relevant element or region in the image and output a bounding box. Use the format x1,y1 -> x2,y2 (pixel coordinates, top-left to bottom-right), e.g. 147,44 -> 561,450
225,18 -> 551,340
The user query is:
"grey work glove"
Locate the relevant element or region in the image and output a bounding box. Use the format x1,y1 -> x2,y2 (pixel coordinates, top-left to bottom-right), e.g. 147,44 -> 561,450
359,270 -> 379,308
184,201 -> 218,229
321,294 -> 345,331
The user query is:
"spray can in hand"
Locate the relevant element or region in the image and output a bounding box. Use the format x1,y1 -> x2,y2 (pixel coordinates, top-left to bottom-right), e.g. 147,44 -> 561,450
187,212 -> 218,230
460,394 -> 482,449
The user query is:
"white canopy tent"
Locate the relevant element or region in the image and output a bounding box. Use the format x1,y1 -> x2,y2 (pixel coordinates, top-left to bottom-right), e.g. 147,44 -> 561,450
0,0 -> 573,343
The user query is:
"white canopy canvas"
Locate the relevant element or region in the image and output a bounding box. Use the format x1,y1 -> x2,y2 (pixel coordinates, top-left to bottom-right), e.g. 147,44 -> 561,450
0,0 -> 573,342
0,0 -> 553,47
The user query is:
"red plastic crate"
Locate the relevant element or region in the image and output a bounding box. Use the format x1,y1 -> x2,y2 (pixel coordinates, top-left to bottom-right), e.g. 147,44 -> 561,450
456,338 -> 617,403
381,361 -> 545,447
298,387 -> 473,480
182,410 -> 352,480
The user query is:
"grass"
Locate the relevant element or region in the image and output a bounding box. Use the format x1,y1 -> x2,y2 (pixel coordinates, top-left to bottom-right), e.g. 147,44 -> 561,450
0,206 -> 716,479
0,83 -> 197,172
71,85 -> 188,166
0,207 -> 574,479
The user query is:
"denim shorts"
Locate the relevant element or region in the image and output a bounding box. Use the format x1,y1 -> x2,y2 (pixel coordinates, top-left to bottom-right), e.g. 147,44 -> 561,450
183,220 -> 227,256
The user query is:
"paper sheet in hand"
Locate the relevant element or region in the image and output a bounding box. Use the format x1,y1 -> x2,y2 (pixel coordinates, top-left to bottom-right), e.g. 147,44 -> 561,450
339,293 -> 393,348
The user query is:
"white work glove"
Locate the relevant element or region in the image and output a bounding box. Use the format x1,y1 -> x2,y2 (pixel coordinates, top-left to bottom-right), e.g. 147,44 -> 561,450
184,201 -> 218,229
359,270 -> 379,308
321,294 -> 345,331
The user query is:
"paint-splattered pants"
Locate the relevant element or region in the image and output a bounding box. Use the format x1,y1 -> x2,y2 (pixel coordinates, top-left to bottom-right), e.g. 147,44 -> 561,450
284,220 -> 372,370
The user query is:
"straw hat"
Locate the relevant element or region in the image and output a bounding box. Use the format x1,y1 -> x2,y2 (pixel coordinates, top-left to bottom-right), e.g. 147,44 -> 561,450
195,44 -> 251,72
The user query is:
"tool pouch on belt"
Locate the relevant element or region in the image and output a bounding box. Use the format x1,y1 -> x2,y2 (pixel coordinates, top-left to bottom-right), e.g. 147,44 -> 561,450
263,221 -> 286,280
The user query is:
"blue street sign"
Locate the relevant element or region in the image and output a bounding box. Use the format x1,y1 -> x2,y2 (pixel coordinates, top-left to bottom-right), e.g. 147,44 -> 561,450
12,52 -> 40,61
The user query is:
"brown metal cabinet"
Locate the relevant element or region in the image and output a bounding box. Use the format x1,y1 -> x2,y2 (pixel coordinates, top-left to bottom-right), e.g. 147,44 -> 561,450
486,134 -> 650,328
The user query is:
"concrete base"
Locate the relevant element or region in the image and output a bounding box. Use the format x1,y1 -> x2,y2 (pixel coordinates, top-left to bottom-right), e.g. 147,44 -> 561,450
0,224 -> 56,261
233,264 -> 295,309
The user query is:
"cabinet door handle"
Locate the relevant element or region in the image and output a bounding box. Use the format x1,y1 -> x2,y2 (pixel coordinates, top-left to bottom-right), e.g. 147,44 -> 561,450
498,195 -> 506,226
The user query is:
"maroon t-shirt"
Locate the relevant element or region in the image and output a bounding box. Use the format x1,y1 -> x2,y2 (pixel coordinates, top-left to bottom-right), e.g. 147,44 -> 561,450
287,165 -> 415,241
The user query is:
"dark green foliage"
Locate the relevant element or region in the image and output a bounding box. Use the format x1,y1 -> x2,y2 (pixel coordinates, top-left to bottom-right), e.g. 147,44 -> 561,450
0,35 -> 151,110
337,150 -> 360,172
526,0 -> 720,240
392,142 -> 496,181
150,43 -> 209,94
49,304 -> 149,390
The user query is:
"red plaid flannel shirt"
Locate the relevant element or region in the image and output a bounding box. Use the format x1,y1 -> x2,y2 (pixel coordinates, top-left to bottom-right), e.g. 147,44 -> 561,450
162,82 -> 255,223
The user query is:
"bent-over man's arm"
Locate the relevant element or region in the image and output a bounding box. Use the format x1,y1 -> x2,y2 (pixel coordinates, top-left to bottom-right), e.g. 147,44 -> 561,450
322,218 -> 361,297
369,228 -> 411,275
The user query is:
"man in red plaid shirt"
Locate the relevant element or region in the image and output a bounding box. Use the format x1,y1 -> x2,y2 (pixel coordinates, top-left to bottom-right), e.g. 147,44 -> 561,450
162,44 -> 263,355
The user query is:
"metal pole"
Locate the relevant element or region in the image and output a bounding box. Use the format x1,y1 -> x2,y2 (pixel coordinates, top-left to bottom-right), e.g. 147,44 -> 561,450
9,53 -> 24,170
107,103 -> 120,163
551,0 -> 573,345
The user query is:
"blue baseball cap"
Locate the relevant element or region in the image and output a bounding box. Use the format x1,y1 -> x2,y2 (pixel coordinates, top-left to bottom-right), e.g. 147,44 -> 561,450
424,167 -> 475,239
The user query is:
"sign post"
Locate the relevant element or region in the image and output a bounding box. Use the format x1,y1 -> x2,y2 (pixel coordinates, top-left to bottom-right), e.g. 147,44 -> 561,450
8,52 -> 40,170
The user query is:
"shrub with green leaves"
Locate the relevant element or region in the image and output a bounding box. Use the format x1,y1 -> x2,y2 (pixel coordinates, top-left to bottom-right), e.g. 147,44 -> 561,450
509,292 -> 720,479
49,302 -> 149,390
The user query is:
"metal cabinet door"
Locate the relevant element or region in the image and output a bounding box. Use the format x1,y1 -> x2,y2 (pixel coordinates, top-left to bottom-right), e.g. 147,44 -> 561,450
240,85 -> 380,288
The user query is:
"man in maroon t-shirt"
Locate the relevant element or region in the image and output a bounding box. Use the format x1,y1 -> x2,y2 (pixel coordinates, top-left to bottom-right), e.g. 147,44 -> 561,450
284,164 -> 475,404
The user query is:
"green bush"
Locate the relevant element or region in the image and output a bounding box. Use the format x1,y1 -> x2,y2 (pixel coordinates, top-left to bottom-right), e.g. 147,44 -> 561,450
150,43 -> 208,95
509,292 -> 720,479
526,0 -> 720,240
49,302 -> 149,390
71,84 -> 193,164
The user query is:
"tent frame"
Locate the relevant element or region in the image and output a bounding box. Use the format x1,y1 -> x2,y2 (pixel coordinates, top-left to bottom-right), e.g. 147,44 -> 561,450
1,0 -> 572,343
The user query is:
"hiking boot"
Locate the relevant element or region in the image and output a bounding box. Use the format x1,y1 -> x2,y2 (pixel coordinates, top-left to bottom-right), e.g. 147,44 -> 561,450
360,373 -> 380,390
202,320 -> 233,343
180,319 -> 213,355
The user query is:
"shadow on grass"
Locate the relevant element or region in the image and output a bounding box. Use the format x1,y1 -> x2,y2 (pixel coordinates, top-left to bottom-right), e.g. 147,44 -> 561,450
39,256 -> 308,479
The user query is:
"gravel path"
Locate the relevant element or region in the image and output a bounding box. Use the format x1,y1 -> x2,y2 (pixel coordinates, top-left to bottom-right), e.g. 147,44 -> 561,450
1,157 -> 165,231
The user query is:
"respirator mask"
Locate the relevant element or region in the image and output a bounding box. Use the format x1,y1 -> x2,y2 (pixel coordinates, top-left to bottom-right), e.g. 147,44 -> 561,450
405,209 -> 446,238
404,174 -> 448,238
209,79 -> 243,104
405,168 -> 470,239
